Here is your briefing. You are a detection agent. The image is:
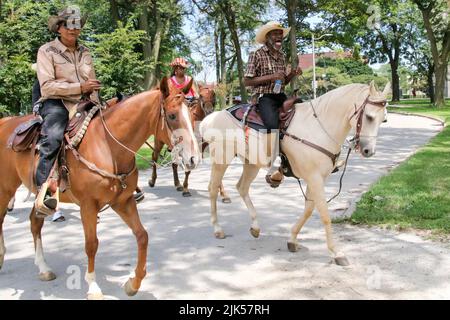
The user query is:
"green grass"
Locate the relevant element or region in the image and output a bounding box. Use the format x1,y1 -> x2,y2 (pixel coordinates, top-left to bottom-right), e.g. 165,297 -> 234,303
341,100 -> 450,235
392,98 -> 450,107
135,138 -> 170,170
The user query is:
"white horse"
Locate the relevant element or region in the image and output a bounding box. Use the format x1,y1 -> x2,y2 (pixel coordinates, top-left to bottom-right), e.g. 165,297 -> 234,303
200,81 -> 389,265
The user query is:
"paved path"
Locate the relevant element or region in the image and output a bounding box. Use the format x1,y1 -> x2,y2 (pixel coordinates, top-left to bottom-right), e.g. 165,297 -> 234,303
1,113 -> 449,300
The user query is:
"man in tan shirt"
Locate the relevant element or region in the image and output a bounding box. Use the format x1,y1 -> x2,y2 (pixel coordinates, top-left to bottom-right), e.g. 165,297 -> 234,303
35,7 -> 101,216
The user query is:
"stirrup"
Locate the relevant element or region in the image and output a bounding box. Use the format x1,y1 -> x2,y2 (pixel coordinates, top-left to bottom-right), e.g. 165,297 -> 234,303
265,170 -> 284,188
35,182 -> 58,218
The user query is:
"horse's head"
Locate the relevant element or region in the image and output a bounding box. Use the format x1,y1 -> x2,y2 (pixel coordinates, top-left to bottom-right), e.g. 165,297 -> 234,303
198,85 -> 216,116
349,81 -> 389,157
160,76 -> 200,170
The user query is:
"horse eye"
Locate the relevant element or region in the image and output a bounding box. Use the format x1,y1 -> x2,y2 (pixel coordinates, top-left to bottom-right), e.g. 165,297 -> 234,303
366,114 -> 374,122
168,114 -> 176,121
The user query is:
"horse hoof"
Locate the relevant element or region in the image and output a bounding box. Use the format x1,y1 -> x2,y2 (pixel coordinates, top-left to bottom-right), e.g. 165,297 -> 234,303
39,271 -> 56,281
176,186 -> 183,192
148,180 -> 155,188
334,256 -> 350,266
250,227 -> 260,238
222,197 -> 231,203
124,278 -> 138,297
214,231 -> 225,239
182,191 -> 191,197
87,292 -> 105,300
287,242 -> 298,252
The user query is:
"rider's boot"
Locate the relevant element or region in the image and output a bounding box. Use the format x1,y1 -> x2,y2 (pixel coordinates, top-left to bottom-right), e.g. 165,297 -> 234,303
264,132 -> 284,188
35,181 -> 58,218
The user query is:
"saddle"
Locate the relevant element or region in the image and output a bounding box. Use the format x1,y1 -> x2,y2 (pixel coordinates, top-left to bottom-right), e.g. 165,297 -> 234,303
6,96 -> 123,191
7,100 -> 97,153
227,95 -> 302,131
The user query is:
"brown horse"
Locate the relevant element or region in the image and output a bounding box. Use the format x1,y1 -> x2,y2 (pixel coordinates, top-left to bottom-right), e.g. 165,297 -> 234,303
0,77 -> 200,299
148,84 -> 231,202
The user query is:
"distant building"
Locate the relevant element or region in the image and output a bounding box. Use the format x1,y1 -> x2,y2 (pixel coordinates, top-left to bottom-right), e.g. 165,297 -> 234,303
298,51 -> 354,70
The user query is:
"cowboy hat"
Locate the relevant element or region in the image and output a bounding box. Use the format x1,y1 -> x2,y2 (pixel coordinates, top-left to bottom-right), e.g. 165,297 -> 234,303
255,21 -> 290,45
48,7 -> 87,33
170,57 -> 189,68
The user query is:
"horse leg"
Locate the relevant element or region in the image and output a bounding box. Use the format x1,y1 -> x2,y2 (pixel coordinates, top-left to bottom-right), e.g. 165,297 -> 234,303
209,163 -> 229,239
80,202 -> 104,300
172,163 -> 183,191
287,187 -> 315,252
308,176 -> 349,266
236,164 -> 261,238
29,205 -> 56,281
7,196 -> 15,212
148,141 -> 162,188
111,196 -> 148,297
181,170 -> 191,197
0,187 -> 19,270
219,183 -> 231,203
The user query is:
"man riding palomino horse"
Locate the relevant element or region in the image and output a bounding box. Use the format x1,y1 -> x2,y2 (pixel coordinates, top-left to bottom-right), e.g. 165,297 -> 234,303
244,21 -> 303,188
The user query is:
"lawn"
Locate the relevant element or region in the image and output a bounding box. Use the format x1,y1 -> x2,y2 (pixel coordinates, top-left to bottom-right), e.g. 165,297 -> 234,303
342,99 -> 450,235
135,137 -> 170,170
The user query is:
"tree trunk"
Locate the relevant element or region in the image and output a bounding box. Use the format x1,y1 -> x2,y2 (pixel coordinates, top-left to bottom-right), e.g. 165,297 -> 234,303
109,0 -> 120,28
390,62 -> 400,102
286,0 -> 299,92
220,3 -> 247,103
434,63 -> 447,107
138,5 -> 153,89
417,3 -> 450,107
214,23 -> 220,84
427,63 -> 435,103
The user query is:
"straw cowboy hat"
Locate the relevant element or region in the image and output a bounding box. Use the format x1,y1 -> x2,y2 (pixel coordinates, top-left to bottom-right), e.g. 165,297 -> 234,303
170,57 -> 189,68
255,21 -> 291,44
48,7 -> 87,33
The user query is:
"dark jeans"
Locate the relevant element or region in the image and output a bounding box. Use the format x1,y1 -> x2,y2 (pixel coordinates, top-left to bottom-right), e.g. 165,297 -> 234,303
258,93 -> 287,132
36,99 -> 69,187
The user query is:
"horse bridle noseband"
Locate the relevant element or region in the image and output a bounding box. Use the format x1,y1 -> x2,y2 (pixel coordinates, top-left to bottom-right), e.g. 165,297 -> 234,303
349,95 -> 387,150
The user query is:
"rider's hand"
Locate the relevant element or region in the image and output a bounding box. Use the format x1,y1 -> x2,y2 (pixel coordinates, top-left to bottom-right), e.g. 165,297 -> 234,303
81,79 -> 101,94
272,72 -> 285,82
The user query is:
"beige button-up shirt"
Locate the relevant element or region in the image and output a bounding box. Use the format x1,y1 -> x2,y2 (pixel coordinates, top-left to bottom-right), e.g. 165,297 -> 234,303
36,37 -> 99,117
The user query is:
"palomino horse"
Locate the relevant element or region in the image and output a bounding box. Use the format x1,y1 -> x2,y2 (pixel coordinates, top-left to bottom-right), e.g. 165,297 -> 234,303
0,77 -> 200,299
148,84 -> 231,202
200,81 -> 389,265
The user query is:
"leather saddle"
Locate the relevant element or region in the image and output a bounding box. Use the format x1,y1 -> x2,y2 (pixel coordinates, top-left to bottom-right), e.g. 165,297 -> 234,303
227,95 -> 302,131
7,100 -> 97,153
7,96 -> 123,153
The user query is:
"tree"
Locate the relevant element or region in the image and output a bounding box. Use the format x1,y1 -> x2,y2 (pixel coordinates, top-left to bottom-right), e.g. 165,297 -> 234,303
317,0 -> 419,102
413,0 -> 449,108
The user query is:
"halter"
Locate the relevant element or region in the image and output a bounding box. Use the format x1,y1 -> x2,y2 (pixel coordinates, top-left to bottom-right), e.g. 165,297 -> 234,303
349,95 -> 387,151
187,88 -> 215,116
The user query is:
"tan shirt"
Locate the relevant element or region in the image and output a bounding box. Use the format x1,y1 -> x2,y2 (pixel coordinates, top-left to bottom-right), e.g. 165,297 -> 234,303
36,37 -> 99,117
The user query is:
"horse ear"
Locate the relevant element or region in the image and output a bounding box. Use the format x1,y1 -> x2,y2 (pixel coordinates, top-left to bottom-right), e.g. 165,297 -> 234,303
182,78 -> 194,95
382,81 -> 392,97
369,80 -> 377,96
160,76 -> 170,98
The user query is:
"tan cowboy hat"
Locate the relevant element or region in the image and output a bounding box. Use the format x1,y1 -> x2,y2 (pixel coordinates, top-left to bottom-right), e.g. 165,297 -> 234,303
48,7 -> 87,33
255,21 -> 290,44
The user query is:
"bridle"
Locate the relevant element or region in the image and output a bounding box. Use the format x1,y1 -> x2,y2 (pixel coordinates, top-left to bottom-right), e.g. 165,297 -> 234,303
187,88 -> 215,117
349,95 -> 387,151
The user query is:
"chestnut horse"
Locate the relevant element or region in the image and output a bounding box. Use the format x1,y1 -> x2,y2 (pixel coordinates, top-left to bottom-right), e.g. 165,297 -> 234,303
0,77 -> 200,299
148,85 -> 231,202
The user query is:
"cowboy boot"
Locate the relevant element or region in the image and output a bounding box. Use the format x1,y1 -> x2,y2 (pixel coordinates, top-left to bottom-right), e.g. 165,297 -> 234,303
35,182 -> 58,218
265,155 -> 284,188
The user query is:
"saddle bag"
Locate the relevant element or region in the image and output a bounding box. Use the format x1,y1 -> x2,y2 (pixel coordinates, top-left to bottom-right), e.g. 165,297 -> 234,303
7,116 -> 42,152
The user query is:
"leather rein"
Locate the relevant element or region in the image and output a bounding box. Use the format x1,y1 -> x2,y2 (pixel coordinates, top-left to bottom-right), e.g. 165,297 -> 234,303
281,95 -> 387,165
65,94 -> 182,189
